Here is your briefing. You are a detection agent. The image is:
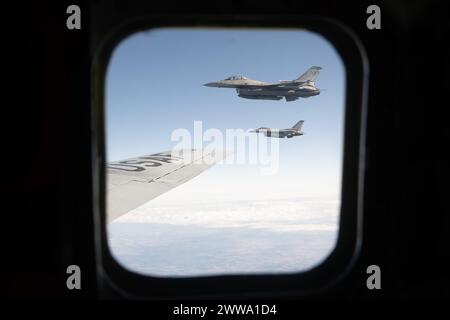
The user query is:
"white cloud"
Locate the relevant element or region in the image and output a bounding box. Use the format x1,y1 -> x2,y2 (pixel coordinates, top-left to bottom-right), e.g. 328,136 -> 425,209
109,197 -> 339,276
114,197 -> 339,232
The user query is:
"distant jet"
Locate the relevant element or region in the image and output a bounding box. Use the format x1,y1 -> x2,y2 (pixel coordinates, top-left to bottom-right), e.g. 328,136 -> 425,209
250,120 -> 305,138
204,67 -> 322,102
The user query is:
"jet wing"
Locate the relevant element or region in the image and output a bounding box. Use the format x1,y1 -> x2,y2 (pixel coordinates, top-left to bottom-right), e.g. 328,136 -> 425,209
107,149 -> 226,223
258,82 -> 296,89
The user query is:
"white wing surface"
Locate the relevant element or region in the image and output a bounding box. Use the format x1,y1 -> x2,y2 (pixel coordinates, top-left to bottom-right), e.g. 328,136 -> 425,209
107,149 -> 226,223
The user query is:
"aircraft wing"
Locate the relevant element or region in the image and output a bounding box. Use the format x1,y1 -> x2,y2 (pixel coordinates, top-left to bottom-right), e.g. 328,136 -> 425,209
258,82 -> 296,89
107,149 -> 226,223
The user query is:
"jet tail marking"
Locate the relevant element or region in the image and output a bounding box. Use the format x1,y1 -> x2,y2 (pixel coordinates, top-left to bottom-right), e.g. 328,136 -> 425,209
296,66 -> 322,82
292,120 -> 304,131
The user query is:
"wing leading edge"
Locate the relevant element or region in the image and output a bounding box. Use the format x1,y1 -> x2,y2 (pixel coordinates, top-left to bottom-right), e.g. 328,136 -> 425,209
107,149 -> 227,223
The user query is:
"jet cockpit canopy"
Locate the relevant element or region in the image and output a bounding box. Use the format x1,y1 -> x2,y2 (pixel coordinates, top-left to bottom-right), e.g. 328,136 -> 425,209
224,75 -> 248,80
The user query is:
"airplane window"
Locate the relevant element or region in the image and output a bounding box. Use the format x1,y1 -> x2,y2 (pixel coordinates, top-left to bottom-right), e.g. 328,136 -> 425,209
106,28 -> 345,277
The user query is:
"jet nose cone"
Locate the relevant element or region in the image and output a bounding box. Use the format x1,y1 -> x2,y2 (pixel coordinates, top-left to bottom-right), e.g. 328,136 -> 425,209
203,82 -> 217,87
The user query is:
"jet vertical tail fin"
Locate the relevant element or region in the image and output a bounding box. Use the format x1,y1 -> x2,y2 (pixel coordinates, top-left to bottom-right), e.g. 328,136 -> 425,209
292,120 -> 304,131
296,66 -> 322,82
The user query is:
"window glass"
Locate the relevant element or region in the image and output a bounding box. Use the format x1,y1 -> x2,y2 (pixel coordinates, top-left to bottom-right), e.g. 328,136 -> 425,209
106,28 -> 345,276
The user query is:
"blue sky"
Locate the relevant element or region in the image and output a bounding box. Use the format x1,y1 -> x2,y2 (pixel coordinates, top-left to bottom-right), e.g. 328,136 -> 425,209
106,28 -> 345,200
106,28 -> 346,276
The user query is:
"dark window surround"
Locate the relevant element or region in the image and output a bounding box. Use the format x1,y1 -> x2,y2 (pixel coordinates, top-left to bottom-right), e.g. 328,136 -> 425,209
91,15 -> 368,299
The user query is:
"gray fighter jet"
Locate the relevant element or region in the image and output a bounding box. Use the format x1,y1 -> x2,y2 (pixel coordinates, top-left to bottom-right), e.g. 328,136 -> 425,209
204,67 -> 321,102
250,120 -> 305,138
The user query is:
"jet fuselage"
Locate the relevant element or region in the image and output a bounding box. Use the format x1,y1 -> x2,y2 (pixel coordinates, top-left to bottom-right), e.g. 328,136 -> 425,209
253,128 -> 303,138
204,67 -> 322,102
250,120 -> 305,139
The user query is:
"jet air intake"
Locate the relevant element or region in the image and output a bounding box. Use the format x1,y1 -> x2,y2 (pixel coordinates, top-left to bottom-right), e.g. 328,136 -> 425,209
238,94 -> 283,101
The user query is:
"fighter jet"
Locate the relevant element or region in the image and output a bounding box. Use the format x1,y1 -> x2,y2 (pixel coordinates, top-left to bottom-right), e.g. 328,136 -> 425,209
250,120 -> 305,138
204,66 -> 321,102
